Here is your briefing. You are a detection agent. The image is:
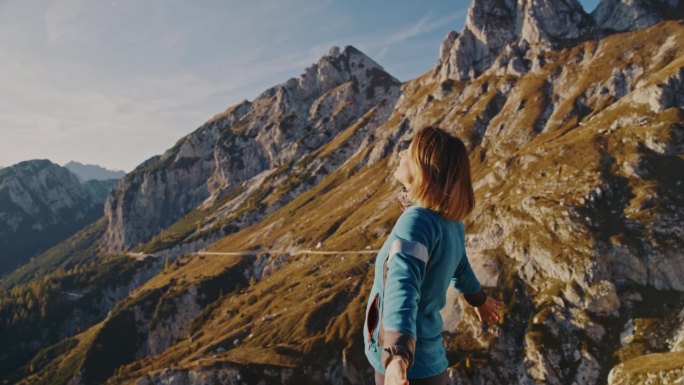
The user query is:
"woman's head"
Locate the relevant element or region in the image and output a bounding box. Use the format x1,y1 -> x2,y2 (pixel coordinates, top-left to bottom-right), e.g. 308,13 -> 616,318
393,125 -> 475,221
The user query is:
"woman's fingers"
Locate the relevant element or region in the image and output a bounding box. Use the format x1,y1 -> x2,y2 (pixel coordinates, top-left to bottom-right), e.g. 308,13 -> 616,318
474,307 -> 483,322
477,297 -> 505,325
472,297 -> 506,326
485,308 -> 497,323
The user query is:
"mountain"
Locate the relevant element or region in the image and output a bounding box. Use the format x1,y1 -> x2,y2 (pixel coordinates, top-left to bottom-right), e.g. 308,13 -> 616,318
101,45 -> 401,253
2,0 -> 683,384
0,160 -> 106,277
63,161 -> 126,182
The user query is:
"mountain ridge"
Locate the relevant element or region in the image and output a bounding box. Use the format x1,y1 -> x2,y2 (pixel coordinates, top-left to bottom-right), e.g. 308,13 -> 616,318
63,161 -> 126,182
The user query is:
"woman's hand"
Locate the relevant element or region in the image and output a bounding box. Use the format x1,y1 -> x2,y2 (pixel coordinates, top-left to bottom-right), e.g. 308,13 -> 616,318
474,296 -> 504,325
385,356 -> 409,385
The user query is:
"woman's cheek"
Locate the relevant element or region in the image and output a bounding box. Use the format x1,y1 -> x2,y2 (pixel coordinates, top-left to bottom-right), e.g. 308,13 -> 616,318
408,165 -> 416,184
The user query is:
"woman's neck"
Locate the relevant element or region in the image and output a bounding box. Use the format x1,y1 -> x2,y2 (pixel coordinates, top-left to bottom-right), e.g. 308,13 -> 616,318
397,187 -> 414,210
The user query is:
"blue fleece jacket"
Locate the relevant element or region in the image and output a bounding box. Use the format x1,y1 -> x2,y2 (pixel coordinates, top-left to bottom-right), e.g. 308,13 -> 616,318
363,204 -> 485,378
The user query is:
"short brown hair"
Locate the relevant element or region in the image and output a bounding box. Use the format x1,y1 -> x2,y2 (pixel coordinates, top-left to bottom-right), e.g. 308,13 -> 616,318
406,126 -> 475,221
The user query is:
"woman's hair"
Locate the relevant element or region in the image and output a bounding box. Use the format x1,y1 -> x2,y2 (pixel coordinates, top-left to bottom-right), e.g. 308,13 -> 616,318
405,125 -> 475,221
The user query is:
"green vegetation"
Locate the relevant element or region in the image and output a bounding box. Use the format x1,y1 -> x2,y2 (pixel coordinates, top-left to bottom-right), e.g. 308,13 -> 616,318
0,252 -> 154,383
0,217 -> 107,290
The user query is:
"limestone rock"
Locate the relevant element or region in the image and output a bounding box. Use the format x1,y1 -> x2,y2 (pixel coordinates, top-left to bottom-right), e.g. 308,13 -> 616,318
592,0 -> 684,32
435,0 -> 595,81
631,67 -> 684,112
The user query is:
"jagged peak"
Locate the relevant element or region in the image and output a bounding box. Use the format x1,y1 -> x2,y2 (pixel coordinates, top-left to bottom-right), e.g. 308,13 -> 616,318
515,0 -> 595,44
435,0 -> 596,81
434,0 -> 683,82
253,44 -> 398,104
464,0 -> 517,43
323,44 -> 373,64
462,0 -> 596,48
591,0 -> 684,33
303,44 -> 396,85
437,31 -> 459,60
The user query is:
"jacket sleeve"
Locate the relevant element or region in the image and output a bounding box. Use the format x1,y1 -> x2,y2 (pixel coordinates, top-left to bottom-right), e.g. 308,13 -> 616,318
380,208 -> 436,370
450,250 -> 487,307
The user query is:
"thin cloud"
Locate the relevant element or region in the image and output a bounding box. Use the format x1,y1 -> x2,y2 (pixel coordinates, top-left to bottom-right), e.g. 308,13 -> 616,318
0,42 -> 340,171
1,0 -> 474,171
304,9 -> 468,63
43,0 -> 87,44
387,10 -> 466,46
374,10 -> 468,60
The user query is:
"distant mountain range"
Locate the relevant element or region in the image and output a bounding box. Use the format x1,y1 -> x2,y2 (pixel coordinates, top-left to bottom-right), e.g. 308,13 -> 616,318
0,159 -> 120,277
1,0 -> 683,384
63,161 -> 126,182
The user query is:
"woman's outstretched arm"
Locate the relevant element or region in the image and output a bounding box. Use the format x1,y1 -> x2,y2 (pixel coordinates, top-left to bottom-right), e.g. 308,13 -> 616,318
380,208 -> 437,372
450,253 -> 487,306
451,250 -> 504,325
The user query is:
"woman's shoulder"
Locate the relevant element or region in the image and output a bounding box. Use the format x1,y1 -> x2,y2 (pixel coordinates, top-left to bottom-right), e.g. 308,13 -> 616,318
400,204 -> 437,222
406,204 -> 464,224
395,205 -> 443,246
403,204 -> 455,227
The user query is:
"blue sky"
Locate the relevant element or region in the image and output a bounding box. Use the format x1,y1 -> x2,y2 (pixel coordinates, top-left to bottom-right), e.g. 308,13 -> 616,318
0,0 -> 599,172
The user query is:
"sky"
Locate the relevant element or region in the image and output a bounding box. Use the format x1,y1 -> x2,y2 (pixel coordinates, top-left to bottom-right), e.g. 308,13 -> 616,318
0,0 -> 599,173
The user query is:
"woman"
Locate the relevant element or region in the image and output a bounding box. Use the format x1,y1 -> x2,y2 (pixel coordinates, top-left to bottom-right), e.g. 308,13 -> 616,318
363,126 -> 504,385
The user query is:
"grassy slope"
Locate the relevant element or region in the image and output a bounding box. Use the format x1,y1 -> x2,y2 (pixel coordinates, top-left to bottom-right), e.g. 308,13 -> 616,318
112,149 -> 400,382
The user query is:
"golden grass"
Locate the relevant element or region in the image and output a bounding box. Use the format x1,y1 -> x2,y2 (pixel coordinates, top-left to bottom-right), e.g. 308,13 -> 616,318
318,105 -> 380,158
619,351 -> 684,374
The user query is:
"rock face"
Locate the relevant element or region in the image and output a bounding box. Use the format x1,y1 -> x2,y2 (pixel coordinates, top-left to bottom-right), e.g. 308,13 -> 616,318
434,0 -> 595,81
0,160 -> 103,275
591,0 -> 684,32
631,67 -> 684,112
102,45 -> 401,252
